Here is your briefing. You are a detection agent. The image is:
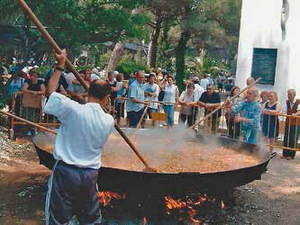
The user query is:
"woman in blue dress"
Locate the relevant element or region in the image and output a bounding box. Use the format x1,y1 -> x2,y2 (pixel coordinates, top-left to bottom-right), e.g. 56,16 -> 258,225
261,91 -> 281,151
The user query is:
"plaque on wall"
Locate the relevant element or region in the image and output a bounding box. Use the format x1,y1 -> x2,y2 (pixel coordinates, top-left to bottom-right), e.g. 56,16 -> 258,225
251,48 -> 277,85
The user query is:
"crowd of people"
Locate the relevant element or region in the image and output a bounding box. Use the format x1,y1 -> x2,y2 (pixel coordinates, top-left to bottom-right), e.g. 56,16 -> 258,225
3,52 -> 299,225
5,66 -> 300,159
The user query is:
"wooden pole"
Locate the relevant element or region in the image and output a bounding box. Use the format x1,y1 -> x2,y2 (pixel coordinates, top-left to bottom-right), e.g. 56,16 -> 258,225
16,0 -> 88,90
191,77 -> 261,129
136,106 -> 149,129
0,110 -> 57,135
16,0 -> 156,172
267,145 -> 300,152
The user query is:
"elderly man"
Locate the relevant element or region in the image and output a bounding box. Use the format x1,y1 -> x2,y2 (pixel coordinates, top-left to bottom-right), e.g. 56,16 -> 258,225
282,89 -> 300,159
246,77 -> 256,86
230,88 -> 261,144
44,50 -> 114,225
126,71 -> 148,127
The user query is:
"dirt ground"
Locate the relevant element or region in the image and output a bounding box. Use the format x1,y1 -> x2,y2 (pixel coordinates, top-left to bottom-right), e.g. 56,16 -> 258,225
0,127 -> 299,225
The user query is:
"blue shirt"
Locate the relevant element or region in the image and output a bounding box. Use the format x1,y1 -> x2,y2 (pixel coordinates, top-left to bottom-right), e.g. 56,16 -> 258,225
126,81 -> 145,112
7,78 -> 24,96
144,83 -> 159,109
232,101 -> 261,130
163,84 -> 177,105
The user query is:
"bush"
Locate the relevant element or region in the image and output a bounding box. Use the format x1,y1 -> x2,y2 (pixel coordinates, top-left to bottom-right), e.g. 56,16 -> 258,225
186,56 -> 230,78
116,58 -> 147,75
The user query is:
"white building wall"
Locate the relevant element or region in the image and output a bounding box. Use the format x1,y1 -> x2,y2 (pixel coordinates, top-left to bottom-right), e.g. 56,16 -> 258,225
236,0 -> 300,105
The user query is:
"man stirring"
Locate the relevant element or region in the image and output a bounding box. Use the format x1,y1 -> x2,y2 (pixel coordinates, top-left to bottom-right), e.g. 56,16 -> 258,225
44,50 -> 114,225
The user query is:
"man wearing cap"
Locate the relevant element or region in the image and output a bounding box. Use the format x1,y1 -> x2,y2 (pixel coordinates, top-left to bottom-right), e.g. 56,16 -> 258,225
44,50 -> 114,225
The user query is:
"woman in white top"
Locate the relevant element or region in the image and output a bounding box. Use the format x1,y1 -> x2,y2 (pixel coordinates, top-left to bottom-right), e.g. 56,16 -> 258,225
162,76 -> 179,128
178,83 -> 196,127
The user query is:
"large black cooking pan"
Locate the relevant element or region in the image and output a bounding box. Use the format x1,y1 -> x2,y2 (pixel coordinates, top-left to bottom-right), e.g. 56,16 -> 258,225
33,132 -> 275,195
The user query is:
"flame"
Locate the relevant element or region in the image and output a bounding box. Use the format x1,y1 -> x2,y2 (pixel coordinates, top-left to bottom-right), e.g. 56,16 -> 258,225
164,195 -> 210,224
98,191 -> 126,206
141,217 -> 147,225
220,200 -> 225,209
164,195 -> 209,210
165,196 -> 189,210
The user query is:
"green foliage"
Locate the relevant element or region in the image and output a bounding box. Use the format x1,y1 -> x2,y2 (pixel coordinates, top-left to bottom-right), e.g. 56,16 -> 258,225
0,0 -> 150,63
95,51 -> 112,69
0,94 -> 9,110
186,56 -> 230,78
116,57 -> 147,75
36,65 -> 53,78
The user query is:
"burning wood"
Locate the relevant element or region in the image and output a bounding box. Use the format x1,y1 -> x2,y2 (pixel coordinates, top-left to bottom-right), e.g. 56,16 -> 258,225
164,194 -> 227,224
164,195 -> 209,211
164,195 -> 211,224
98,191 -> 126,206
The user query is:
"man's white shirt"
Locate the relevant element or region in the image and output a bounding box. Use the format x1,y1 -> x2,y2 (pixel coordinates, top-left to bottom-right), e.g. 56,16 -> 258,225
44,92 -> 114,169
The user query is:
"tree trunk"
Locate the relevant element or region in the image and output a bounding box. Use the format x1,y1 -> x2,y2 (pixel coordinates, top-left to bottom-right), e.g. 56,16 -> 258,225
175,31 -> 191,91
147,15 -> 163,68
106,42 -> 125,73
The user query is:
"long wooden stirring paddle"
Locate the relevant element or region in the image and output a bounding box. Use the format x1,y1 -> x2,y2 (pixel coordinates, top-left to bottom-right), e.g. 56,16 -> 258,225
0,110 -> 57,135
16,0 -> 157,173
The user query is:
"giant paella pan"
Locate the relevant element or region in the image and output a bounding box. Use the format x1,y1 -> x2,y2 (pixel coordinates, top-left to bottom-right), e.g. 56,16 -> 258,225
33,128 -> 275,195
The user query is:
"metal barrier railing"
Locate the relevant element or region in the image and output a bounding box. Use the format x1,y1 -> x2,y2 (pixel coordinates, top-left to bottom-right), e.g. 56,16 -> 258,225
196,106 -> 300,152
8,92 -> 60,139
8,91 -> 299,152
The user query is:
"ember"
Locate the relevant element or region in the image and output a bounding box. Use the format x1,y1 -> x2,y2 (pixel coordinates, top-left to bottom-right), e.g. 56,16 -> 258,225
98,191 -> 126,206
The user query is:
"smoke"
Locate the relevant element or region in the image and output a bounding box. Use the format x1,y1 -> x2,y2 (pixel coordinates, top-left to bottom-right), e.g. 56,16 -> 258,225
103,126 -> 262,173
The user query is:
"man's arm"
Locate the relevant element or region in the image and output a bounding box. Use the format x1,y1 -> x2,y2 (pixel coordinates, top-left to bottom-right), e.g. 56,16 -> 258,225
46,50 -> 67,96
129,85 -> 147,104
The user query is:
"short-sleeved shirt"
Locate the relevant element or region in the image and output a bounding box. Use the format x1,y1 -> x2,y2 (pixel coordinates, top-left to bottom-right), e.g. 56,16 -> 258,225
8,78 -> 25,96
200,78 -> 210,90
44,92 -> 114,169
126,81 -> 145,112
179,91 -> 196,115
232,100 -> 261,130
144,83 -> 159,109
115,81 -> 126,104
163,84 -> 178,105
194,83 -> 204,101
25,80 -> 44,91
199,91 -> 221,117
